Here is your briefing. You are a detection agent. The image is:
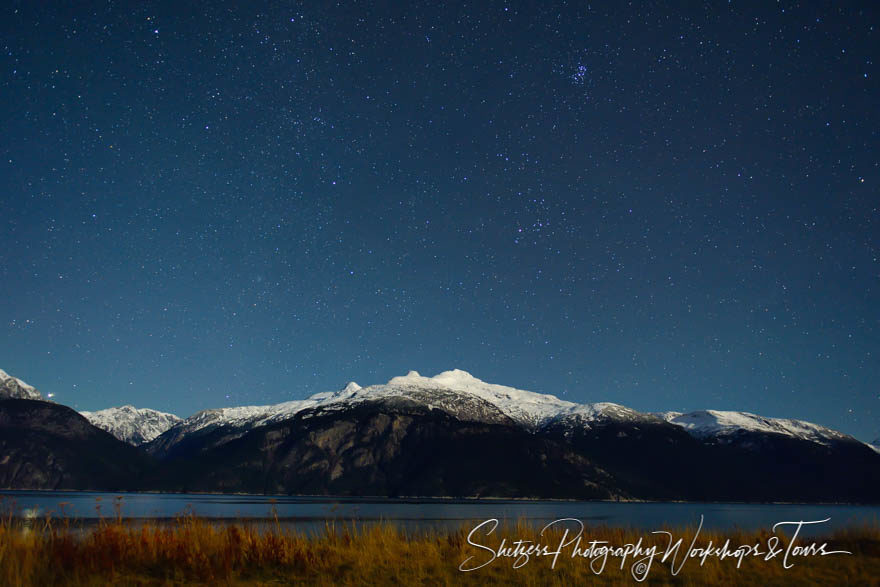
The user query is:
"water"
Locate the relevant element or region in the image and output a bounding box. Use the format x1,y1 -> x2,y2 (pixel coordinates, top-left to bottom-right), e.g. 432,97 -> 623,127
1,491 -> 877,536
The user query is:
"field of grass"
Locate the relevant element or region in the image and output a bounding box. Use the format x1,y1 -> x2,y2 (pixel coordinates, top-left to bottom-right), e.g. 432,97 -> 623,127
1,503 -> 878,585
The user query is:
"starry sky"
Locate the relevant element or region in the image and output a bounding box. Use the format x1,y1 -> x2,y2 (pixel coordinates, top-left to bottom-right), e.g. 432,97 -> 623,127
1,2 -> 877,440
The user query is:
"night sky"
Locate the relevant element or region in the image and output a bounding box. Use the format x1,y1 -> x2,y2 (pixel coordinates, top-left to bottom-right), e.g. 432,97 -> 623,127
1,2 -> 877,441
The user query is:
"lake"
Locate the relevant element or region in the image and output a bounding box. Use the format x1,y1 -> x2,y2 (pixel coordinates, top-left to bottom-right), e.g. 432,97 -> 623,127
1,491 -> 877,536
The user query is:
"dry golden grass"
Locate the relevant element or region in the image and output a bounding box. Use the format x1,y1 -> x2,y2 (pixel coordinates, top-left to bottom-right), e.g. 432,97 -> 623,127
0,505 -> 878,586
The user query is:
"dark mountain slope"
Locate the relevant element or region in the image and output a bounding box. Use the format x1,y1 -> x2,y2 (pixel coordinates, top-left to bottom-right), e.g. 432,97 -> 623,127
0,399 -> 155,490
151,398 -> 623,499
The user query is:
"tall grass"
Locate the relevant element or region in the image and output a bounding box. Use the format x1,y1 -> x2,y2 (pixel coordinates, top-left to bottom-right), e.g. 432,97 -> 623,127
0,507 -> 878,585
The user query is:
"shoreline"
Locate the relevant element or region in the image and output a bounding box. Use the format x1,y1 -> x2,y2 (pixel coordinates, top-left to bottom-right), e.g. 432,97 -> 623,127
2,488 -> 879,507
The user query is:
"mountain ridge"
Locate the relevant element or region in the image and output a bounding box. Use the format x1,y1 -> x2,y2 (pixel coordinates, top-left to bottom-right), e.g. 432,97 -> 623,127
138,368 -> 871,452
1,367 -> 878,501
10,366 -> 872,451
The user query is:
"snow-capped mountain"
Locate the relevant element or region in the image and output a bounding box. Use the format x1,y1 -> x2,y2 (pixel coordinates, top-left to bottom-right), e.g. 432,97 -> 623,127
203,370 -> 652,429
153,369 -> 646,454
376,370 -> 661,428
871,438 -> 880,454
0,368 -> 42,400
80,405 -> 182,445
383,369 -> 572,427
157,383 -> 362,442
145,370 -> 562,456
140,369 -> 880,502
659,409 -> 850,447
4,366 -> 879,501
6,363 -> 867,452
150,368 -> 865,455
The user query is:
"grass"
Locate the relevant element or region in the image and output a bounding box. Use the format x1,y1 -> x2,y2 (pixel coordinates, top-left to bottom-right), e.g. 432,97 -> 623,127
0,502 -> 878,585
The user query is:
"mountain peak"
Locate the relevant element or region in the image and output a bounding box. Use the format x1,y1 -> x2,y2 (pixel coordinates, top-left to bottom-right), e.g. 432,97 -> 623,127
341,381 -> 361,393
387,370 -> 426,385
0,368 -> 42,400
432,369 -> 480,384
387,368 -> 482,388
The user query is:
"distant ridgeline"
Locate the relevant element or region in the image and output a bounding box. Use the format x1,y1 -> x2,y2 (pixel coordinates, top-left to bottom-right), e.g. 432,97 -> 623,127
1,368 -> 878,502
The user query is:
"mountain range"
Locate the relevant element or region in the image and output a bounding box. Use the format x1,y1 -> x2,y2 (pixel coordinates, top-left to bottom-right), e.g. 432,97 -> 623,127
1,367 -> 878,501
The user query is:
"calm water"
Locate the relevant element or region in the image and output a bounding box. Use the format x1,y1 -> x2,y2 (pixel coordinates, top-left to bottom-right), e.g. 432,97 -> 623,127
1,491 -> 877,535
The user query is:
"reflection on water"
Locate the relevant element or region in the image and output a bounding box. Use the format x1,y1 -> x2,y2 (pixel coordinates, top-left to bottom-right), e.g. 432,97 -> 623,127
1,491 -> 877,536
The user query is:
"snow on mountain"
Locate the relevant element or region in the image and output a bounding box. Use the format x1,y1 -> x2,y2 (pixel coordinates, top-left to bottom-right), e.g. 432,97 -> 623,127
661,409 -> 849,446
373,370 -> 664,428
870,438 -> 880,454
0,368 -> 42,400
154,381 -> 366,447
155,370 -> 562,449
148,369 -> 864,452
381,369 -> 577,427
172,399 -> 319,434
80,405 -> 182,445
653,411 -> 683,421
342,381 -> 362,393
7,366 -> 868,452
156,370 -> 662,450
559,402 -> 661,424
